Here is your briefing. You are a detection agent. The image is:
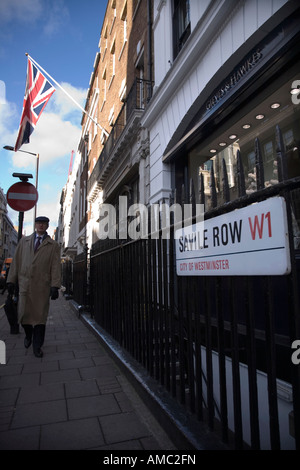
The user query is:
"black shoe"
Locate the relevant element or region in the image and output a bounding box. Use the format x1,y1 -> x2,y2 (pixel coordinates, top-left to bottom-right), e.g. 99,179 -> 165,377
24,337 -> 32,349
34,348 -> 43,358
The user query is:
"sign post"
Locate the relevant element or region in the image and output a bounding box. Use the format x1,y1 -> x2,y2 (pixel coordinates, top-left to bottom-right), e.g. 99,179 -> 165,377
6,175 -> 38,240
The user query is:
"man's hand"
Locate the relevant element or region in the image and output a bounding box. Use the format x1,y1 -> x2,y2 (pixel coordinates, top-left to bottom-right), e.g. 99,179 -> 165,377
7,283 -> 15,295
50,287 -> 59,300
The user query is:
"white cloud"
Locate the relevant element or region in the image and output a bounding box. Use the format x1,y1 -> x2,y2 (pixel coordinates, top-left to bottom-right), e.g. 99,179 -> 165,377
1,80 -> 86,238
0,101 -> 19,162
48,82 -> 87,120
43,0 -> 69,36
34,189 -> 61,232
0,81 -> 86,169
0,0 -> 43,24
22,189 -> 61,237
0,0 -> 70,39
11,112 -> 81,169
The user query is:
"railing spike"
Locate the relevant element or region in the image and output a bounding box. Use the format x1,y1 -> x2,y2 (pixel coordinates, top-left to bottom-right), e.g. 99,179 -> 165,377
181,183 -> 185,206
189,178 -> 196,215
275,125 -> 288,182
173,188 -> 177,204
255,138 -> 265,190
222,158 -> 230,203
210,164 -> 217,208
236,150 -> 246,197
199,172 -> 205,207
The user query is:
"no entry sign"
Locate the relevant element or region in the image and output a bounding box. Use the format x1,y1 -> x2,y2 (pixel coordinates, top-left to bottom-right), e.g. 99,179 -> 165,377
6,182 -> 38,212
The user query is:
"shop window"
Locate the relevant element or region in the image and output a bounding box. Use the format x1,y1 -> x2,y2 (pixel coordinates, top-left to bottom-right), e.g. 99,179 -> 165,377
283,129 -> 294,147
172,0 -> 190,59
247,151 -> 255,171
185,70 -> 300,236
263,141 -> 273,163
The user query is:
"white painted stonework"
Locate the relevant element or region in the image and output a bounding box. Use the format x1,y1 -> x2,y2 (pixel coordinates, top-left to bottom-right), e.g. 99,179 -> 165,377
142,0 -> 292,204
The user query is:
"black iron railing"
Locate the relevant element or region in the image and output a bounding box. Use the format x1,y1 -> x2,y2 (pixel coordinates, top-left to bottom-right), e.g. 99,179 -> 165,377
73,125 -> 300,450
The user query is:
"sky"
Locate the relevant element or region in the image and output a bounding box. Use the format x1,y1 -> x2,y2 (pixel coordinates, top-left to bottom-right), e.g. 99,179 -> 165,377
0,0 -> 108,237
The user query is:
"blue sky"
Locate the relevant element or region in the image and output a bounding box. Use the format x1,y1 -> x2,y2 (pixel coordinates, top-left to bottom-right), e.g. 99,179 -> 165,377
0,0 -> 107,236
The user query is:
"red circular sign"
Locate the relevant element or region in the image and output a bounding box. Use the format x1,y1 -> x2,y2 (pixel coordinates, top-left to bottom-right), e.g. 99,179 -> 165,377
6,182 -> 38,212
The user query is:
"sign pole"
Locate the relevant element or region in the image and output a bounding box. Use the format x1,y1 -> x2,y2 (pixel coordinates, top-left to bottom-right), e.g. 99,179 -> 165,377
18,212 -> 24,241
33,153 -> 39,231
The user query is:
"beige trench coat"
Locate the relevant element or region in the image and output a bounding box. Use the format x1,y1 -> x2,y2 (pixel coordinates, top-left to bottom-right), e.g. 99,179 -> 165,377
7,233 -> 61,325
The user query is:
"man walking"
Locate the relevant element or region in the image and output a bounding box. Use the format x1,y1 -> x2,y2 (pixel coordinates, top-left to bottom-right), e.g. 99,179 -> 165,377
7,216 -> 61,358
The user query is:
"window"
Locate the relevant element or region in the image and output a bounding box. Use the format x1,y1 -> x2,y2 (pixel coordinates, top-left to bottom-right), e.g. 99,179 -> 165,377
109,39 -> 115,88
101,68 -> 107,109
102,25 -> 108,62
133,0 -> 141,18
135,45 -> 145,108
172,0 -> 190,59
123,16 -> 127,44
120,1 -> 127,59
263,141 -> 274,163
110,1 -> 116,33
90,82 -> 99,141
119,78 -> 126,102
93,108 -> 98,140
247,151 -> 255,171
109,106 -> 114,126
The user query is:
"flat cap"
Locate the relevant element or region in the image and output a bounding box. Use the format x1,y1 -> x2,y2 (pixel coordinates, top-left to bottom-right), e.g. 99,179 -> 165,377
35,216 -> 49,223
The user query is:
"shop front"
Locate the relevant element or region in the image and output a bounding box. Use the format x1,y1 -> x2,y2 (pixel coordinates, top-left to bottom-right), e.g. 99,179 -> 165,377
161,10 -> 300,448
164,11 -> 300,252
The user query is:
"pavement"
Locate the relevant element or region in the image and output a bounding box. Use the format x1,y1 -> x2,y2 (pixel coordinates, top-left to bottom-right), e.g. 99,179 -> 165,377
0,291 -> 177,452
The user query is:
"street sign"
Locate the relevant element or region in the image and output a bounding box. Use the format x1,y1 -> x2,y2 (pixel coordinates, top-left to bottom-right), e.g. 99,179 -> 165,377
6,182 -> 38,212
175,197 -> 291,276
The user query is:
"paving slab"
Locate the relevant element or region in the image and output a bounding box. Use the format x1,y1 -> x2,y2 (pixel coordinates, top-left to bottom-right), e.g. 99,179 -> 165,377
0,292 -> 176,451
40,417 -> 104,450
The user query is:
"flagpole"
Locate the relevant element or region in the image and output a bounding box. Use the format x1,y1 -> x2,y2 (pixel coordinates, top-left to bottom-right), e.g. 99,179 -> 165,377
25,53 -> 109,137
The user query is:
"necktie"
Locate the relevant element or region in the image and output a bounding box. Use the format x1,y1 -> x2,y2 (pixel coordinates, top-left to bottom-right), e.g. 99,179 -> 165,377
34,236 -> 42,253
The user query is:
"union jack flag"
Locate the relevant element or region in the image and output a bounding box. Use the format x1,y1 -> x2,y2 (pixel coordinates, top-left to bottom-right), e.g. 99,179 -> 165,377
14,58 -> 55,151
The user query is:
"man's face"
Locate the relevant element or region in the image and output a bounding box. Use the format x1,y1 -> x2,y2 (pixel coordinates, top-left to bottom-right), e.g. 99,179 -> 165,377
35,221 -> 49,235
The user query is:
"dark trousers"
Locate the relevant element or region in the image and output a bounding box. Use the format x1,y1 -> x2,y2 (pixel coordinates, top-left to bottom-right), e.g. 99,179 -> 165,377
22,324 -> 46,351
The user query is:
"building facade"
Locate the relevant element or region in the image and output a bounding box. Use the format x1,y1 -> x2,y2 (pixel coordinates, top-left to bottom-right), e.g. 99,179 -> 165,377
59,0 -> 153,256
142,0 -> 300,216
58,0 -> 300,449
138,0 -> 300,449
0,187 -> 18,264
